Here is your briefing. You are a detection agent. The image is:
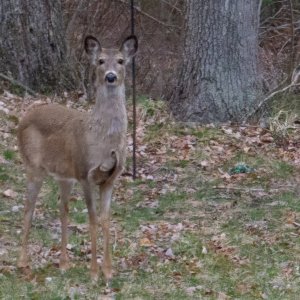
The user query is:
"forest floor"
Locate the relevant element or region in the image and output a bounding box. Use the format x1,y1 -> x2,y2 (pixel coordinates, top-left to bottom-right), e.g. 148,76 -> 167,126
0,91 -> 300,299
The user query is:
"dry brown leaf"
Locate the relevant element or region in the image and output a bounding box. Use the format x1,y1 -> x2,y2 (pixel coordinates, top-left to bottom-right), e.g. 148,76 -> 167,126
139,238 -> 153,247
3,189 -> 18,198
200,160 -> 209,167
260,134 -> 274,143
217,292 -> 230,300
285,211 -> 297,224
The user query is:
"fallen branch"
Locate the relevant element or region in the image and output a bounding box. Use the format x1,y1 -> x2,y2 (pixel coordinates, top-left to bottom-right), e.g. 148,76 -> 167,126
0,73 -> 37,97
292,221 -> 300,228
0,129 -> 13,133
213,185 -> 296,193
243,67 -> 300,123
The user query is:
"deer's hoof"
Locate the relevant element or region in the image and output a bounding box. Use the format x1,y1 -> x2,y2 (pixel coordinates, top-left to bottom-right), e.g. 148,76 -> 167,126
59,260 -> 70,272
90,262 -> 99,282
17,256 -> 29,269
59,262 -> 70,272
102,266 -> 113,283
91,270 -> 99,282
106,279 -> 112,289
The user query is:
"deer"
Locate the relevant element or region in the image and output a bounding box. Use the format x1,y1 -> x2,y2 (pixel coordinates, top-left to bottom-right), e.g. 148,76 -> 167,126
17,34 -> 138,283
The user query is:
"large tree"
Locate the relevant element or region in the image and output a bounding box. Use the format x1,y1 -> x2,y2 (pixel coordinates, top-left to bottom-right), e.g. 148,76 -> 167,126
171,0 -> 262,123
0,0 -> 71,92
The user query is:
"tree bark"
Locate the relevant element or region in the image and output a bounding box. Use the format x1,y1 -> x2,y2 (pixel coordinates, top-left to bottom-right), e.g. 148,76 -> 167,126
0,0 -> 72,92
171,0 -> 262,123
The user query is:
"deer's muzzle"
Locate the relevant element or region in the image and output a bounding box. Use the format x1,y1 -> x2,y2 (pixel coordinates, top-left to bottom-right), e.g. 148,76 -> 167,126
105,72 -> 117,83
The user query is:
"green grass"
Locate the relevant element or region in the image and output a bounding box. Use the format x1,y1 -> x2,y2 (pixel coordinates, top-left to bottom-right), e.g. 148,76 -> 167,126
0,165 -> 10,182
69,198 -> 87,224
1,98 -> 300,299
30,225 -> 53,247
189,127 -> 222,141
144,123 -> 166,142
114,201 -> 158,232
3,149 -> 16,161
42,178 -> 59,216
272,161 -> 295,178
137,96 -> 166,118
270,93 -> 300,115
278,191 -> 300,211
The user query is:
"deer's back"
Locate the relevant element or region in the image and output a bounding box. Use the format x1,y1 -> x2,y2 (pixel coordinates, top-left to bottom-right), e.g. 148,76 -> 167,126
18,103 -> 88,180
19,103 -> 83,135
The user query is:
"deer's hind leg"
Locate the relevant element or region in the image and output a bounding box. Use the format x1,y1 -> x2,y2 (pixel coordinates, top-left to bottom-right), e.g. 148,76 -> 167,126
82,181 -> 99,281
18,172 -> 44,268
99,183 -> 113,283
58,179 -> 73,271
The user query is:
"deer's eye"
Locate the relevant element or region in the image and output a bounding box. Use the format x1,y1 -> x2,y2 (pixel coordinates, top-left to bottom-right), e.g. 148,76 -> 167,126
99,59 -> 105,65
118,59 -> 124,65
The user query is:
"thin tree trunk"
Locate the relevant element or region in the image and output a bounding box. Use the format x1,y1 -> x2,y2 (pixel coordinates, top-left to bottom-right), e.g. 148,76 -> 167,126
171,0 -> 262,123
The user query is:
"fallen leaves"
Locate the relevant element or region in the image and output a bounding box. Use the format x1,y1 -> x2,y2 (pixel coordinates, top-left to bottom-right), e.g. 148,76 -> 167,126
164,247 -> 175,258
245,220 -> 268,234
284,210 -> 300,234
209,233 -> 249,266
139,237 -> 153,247
3,189 -> 18,198
185,285 -> 202,296
11,205 -> 24,212
0,92 -> 300,298
260,133 -> 274,143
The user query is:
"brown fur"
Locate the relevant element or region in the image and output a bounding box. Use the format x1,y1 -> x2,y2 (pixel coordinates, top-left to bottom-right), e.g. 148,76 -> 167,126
17,35 -> 138,283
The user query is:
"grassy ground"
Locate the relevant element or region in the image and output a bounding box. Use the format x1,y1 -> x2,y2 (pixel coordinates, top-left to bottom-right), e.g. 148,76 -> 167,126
0,95 -> 300,299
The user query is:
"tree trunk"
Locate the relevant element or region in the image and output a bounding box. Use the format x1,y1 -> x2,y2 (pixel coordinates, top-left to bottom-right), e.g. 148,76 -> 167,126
171,0 -> 262,123
0,0 -> 72,92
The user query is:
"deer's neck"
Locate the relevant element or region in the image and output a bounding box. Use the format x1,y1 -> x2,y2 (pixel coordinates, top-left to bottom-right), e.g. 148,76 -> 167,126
90,85 -> 127,136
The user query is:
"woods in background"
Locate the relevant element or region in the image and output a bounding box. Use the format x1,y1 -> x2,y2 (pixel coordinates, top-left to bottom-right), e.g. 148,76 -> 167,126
0,0 -> 299,122
0,0 -> 72,92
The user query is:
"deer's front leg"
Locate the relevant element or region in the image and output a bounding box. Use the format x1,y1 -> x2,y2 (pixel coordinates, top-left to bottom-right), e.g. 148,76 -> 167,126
99,184 -> 113,283
18,178 -> 43,268
82,181 -> 99,281
58,180 -> 73,271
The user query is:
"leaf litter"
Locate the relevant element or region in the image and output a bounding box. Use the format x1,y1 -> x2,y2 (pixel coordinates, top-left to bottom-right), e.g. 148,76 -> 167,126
0,91 -> 300,298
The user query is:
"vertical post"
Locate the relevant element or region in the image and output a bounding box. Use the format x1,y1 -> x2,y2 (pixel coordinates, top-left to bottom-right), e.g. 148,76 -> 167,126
131,0 -> 137,179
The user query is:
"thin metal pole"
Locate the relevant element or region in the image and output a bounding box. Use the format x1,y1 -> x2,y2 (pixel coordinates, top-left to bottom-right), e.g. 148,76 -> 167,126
131,0 -> 137,179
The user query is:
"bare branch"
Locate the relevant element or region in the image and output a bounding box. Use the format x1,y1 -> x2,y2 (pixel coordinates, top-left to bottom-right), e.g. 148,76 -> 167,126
288,0 -> 295,80
243,66 -> 300,123
161,0 -> 182,14
0,73 -> 37,97
115,0 -> 180,29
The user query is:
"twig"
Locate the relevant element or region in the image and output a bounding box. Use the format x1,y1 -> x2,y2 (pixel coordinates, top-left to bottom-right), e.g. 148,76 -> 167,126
113,227 -> 118,251
161,0 -> 182,14
243,67 -> 300,123
213,185 -> 296,193
288,0 -> 295,80
292,221 -> 300,228
214,186 -> 265,192
260,6 -> 284,26
66,0 -> 85,38
0,73 -> 36,97
0,129 -> 13,133
115,0 -> 180,29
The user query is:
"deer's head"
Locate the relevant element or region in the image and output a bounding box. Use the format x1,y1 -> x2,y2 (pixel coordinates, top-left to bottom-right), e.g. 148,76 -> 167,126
85,35 -> 138,87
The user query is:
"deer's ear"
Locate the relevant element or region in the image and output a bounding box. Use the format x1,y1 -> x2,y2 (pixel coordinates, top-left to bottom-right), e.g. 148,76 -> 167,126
120,35 -> 138,63
84,36 -> 101,64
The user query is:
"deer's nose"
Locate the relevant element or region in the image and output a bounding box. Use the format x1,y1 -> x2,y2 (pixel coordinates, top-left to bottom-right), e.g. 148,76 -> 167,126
105,72 -> 117,83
